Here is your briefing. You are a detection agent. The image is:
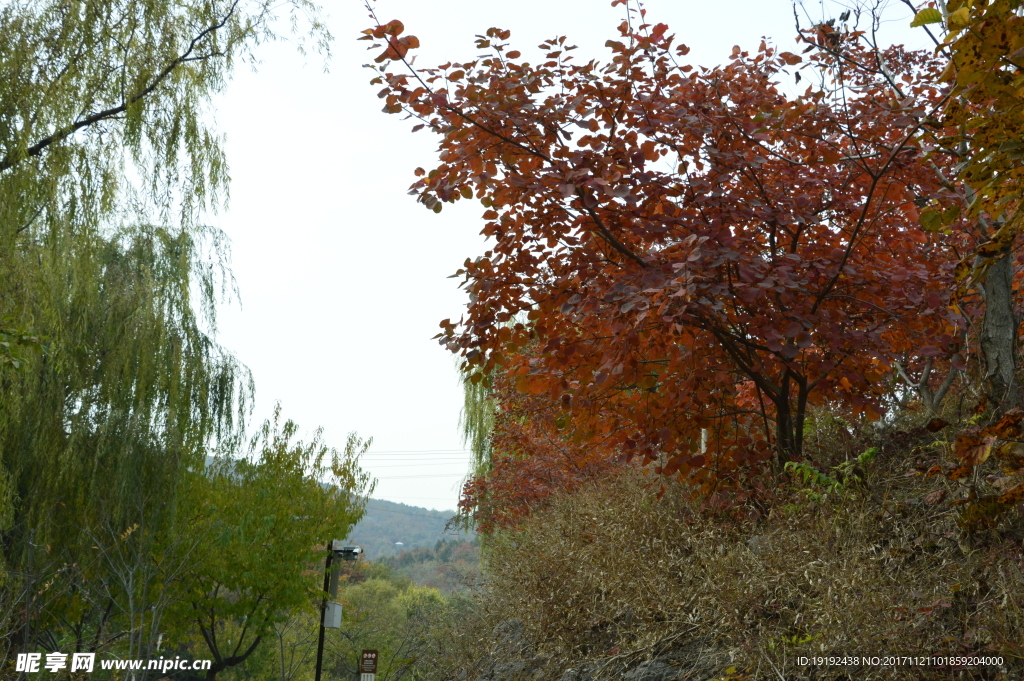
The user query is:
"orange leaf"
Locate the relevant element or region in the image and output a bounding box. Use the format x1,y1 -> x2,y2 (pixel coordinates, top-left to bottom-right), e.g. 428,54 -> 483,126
986,408 -> 1024,439
947,464 -> 974,480
515,374 -> 550,395
997,481 -> 1024,506
953,430 -> 996,467
375,36 -> 414,63
382,19 -> 404,36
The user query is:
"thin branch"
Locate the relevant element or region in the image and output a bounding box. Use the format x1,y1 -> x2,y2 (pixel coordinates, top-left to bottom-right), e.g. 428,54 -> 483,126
0,0 -> 241,173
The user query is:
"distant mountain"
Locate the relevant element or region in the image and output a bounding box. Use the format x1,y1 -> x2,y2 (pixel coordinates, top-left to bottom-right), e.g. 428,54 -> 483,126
345,498 -> 471,560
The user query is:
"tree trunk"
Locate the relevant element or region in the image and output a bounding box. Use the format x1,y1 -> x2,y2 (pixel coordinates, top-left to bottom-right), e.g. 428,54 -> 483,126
773,373 -> 807,467
205,635 -> 262,681
774,375 -> 797,467
775,402 -> 793,467
981,250 -> 1022,416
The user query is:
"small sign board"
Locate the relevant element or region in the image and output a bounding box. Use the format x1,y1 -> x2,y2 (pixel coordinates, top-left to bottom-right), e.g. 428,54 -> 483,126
360,650 -> 378,674
359,649 -> 377,680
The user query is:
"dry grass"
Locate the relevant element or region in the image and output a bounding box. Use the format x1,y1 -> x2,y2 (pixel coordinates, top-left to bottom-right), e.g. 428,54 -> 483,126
456,443 -> 1024,680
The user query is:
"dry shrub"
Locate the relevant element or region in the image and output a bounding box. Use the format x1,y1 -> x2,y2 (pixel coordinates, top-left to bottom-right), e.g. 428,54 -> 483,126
470,459 -> 1024,680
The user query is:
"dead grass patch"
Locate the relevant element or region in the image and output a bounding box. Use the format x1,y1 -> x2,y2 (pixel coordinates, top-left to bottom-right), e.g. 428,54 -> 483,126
463,452 -> 1024,680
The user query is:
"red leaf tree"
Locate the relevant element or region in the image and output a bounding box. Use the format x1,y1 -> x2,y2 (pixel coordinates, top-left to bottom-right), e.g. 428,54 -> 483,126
365,3 -> 964,499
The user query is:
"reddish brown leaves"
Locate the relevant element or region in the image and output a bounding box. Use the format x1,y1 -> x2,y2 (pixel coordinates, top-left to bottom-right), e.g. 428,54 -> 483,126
375,35 -> 419,63
458,371 -> 623,532
998,482 -> 1024,506
953,430 -> 996,467
514,374 -> 551,396
946,410 -> 1024,529
950,410 -> 1024,472
948,464 -> 974,481
362,19 -> 420,63
365,2 -> 968,526
987,408 -> 1024,439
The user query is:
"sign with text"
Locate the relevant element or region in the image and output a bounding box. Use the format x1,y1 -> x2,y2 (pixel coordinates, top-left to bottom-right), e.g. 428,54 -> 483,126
359,650 -> 377,680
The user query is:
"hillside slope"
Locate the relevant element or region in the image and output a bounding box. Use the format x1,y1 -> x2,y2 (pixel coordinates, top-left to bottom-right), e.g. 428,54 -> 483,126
345,498 -> 470,559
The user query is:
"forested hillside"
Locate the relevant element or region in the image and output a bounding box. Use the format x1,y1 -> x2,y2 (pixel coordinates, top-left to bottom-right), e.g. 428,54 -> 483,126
346,498 -> 470,559
377,538 -> 481,593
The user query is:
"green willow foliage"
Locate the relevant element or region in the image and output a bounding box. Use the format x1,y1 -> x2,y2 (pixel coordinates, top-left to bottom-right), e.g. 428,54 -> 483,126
459,368 -> 494,478
0,226 -> 251,555
0,0 -> 325,546
0,0 -> 328,660
0,224 -> 256,671
458,320 -> 523,480
0,0 -> 327,241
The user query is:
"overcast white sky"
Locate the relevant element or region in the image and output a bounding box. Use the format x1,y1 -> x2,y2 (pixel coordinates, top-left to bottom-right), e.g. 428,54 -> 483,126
211,0 -> 929,510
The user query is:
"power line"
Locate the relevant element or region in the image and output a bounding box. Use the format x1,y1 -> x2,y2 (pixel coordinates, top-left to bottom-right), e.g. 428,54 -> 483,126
361,457 -> 471,462
361,449 -> 471,455
368,493 -> 464,499
362,462 -> 470,466
360,450 -> 471,456
373,473 -> 469,480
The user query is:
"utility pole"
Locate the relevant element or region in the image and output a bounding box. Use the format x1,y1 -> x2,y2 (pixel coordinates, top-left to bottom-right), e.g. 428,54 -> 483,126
314,541 -> 362,681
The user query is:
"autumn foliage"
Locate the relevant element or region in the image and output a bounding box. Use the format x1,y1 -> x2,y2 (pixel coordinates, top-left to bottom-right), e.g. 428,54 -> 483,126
365,1 -> 1024,529
458,367 -> 623,532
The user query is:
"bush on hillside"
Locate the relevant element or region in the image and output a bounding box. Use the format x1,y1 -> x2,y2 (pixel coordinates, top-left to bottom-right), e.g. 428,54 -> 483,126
441,456 -> 1024,680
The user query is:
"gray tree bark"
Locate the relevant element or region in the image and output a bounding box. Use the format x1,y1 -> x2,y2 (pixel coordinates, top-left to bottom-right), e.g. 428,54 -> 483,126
981,250 -> 1022,414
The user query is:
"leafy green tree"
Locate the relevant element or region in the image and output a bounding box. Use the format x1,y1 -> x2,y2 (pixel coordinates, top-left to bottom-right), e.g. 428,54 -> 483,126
330,571 -> 448,681
0,0 -> 328,665
1,225 -> 251,664
169,409 -> 374,681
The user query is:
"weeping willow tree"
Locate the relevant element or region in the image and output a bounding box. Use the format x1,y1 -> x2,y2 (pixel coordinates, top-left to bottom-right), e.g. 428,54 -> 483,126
0,0 -> 328,244
0,0 -> 328,367
1,223 -> 250,536
460,366 -> 495,479
458,319 -> 524,478
0,224 -> 253,656
0,0 -> 326,661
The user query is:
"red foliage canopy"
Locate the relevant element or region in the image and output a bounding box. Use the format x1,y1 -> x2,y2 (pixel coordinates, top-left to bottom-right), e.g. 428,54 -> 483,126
364,3 -> 969,506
